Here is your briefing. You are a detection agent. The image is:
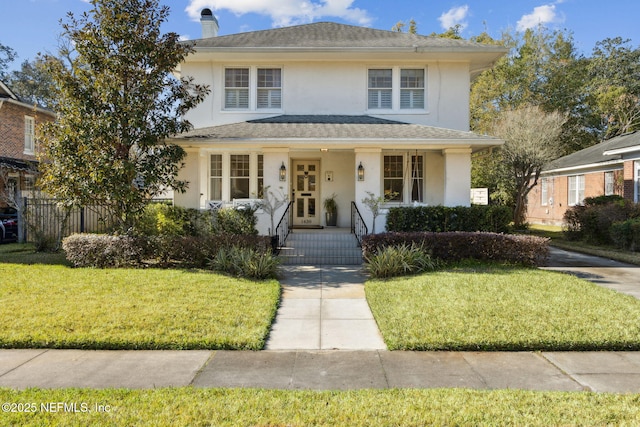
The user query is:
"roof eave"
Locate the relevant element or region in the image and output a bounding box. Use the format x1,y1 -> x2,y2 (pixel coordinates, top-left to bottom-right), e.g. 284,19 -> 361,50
603,146 -> 640,156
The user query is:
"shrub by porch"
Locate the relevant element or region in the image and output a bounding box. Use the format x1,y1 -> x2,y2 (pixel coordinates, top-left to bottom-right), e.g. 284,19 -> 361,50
386,205 -> 512,233
362,232 -> 549,267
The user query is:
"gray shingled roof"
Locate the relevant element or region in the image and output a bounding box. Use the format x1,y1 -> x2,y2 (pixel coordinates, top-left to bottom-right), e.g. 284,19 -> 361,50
544,131 -> 640,172
174,115 -> 499,142
193,22 -> 505,52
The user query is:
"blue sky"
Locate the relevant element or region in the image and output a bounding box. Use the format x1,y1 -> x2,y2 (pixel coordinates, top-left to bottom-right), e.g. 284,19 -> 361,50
2,0 -> 639,71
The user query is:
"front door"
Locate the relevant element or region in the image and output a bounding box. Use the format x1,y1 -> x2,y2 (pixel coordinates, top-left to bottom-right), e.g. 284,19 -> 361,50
293,160 -> 320,227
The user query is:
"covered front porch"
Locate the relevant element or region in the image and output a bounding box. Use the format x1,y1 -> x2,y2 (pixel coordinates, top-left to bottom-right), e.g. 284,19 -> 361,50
170,115 -> 502,235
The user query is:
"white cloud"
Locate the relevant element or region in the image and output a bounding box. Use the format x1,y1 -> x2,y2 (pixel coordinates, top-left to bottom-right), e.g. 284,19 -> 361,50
517,4 -> 564,31
185,0 -> 371,27
438,5 -> 469,30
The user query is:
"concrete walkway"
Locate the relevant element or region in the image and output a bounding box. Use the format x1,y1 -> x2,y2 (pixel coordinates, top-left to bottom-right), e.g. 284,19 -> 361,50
265,265 -> 386,350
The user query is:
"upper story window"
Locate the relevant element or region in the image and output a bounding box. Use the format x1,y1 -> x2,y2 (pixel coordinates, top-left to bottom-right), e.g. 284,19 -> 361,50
257,68 -> 281,109
225,68 -> 249,109
568,175 -> 585,206
24,116 -> 35,154
400,69 -> 425,109
368,67 -> 427,111
368,69 -> 392,109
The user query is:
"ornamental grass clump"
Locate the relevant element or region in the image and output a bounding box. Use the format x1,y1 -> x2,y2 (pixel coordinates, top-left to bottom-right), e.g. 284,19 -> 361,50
364,243 -> 437,278
210,246 -> 280,280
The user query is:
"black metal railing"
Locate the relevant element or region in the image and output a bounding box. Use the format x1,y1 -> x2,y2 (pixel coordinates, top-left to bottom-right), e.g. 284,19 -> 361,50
274,201 -> 293,252
351,201 -> 368,246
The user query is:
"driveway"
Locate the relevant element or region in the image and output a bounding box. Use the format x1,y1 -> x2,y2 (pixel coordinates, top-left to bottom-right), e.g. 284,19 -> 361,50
542,247 -> 640,299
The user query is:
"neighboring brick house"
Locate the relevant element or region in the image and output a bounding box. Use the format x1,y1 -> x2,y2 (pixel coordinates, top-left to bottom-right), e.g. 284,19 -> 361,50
0,80 -> 55,206
527,131 -> 640,226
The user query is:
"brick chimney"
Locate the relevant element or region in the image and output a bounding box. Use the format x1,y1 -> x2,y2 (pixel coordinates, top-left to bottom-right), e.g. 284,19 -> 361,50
200,8 -> 219,38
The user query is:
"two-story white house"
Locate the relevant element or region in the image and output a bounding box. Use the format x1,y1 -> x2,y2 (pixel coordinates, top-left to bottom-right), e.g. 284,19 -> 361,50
170,10 -> 506,236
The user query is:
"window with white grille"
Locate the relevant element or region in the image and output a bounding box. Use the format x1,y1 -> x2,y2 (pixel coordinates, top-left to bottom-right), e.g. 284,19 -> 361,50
400,69 -> 425,109
604,171 -> 615,196
368,69 -> 392,109
257,69 -> 281,109
225,68 -> 249,109
568,175 -> 585,206
24,116 -> 35,154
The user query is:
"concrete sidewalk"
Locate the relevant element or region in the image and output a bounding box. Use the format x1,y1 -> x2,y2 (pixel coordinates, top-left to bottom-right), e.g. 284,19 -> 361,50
2,349 -> 640,392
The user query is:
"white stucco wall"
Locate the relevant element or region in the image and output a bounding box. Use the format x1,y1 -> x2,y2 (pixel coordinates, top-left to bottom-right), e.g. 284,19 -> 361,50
181,60 -> 470,130
174,148 -> 202,209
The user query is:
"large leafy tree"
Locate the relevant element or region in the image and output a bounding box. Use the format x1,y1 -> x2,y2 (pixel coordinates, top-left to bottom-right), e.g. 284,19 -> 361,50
490,106 -> 566,228
6,58 -> 57,108
588,37 -> 640,139
39,0 -> 208,231
0,42 -> 17,80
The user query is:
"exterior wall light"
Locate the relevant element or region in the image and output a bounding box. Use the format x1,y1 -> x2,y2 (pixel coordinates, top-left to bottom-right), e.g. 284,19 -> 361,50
279,162 -> 287,181
357,162 -> 365,181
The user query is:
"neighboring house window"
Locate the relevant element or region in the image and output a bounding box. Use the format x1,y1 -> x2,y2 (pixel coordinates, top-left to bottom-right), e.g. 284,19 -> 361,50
400,69 -> 425,109
383,155 -> 404,201
257,68 -> 281,109
568,175 -> 585,206
368,69 -> 392,109
24,116 -> 35,154
210,154 -> 223,200
541,178 -> 549,206
230,154 -> 250,199
225,68 -> 249,109
410,155 -> 424,202
604,171 -> 615,196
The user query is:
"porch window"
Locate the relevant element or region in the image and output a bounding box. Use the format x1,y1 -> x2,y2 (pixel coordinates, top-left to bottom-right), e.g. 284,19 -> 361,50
230,154 -> 250,199
257,155 -> 264,197
368,69 -> 392,109
604,171 -> 615,196
410,155 -> 424,202
210,154 -> 222,200
225,68 -> 249,109
384,155 -> 403,201
257,68 -> 281,109
24,116 -> 35,154
568,175 -> 585,206
400,69 -> 425,109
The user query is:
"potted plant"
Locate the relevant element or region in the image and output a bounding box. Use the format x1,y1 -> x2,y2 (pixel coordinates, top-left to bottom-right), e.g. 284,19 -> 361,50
324,193 -> 338,227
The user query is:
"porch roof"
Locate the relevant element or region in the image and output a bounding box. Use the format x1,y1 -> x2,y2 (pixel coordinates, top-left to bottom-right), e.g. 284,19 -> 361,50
172,115 -> 502,152
0,156 -> 38,172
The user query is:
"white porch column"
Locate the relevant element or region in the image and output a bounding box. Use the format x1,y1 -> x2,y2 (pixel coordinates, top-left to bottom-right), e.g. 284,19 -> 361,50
355,148 -> 382,233
260,148 -> 290,235
443,148 -> 472,207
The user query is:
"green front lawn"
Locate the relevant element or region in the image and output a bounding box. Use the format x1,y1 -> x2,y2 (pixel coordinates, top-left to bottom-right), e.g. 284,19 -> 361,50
1,388 -> 639,426
0,254 -> 280,350
367,264 -> 640,351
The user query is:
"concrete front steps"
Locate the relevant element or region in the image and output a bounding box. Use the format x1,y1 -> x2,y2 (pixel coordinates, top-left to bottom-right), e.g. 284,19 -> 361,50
279,229 -> 363,265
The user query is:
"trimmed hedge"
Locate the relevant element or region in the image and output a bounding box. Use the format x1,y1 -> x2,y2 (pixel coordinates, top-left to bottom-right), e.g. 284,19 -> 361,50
362,232 -> 549,267
63,233 -> 271,269
610,218 -> 640,252
563,196 -> 640,244
63,234 -> 145,268
386,205 -> 511,233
